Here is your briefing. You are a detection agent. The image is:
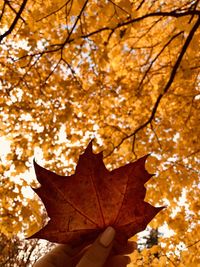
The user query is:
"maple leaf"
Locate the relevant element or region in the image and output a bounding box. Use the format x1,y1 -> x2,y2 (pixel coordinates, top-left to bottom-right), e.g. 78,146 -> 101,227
29,141 -> 164,246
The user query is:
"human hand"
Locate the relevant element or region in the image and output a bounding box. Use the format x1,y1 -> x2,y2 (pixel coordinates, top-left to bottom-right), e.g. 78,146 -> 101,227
34,226 -> 135,267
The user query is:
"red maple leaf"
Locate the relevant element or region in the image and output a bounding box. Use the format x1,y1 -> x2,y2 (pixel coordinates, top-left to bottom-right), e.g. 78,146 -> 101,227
29,141 -> 164,246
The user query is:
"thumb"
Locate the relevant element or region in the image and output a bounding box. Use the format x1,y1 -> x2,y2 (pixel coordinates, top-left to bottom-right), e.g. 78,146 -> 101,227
76,226 -> 115,267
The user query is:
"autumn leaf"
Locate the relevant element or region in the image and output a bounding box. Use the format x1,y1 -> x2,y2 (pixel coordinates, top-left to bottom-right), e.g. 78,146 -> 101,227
29,141 -> 164,246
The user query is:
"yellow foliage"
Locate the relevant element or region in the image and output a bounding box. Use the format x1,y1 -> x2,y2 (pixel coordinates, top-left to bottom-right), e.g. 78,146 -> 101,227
0,0 -> 200,265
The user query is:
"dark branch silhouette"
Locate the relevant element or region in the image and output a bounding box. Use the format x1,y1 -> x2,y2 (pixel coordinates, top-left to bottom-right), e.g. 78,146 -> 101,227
106,15 -> 200,156
0,0 -> 28,43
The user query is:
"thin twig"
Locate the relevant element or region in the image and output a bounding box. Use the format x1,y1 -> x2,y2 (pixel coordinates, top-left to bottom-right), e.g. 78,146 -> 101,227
0,0 -> 28,43
106,15 -> 200,156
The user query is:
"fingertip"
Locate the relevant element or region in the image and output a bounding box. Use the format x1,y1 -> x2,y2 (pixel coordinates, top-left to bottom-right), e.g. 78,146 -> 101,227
76,227 -> 115,267
99,226 -> 116,247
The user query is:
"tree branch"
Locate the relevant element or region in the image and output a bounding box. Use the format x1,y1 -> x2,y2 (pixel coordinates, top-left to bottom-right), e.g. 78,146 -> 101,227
137,31 -> 184,94
62,0 -> 89,47
0,0 -> 6,22
106,15 -> 200,156
6,0 -> 26,24
82,10 -> 200,40
36,0 -> 71,22
16,9 -> 200,61
0,0 -> 28,43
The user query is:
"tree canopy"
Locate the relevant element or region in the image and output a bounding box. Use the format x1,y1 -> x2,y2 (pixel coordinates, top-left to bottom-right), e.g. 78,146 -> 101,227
0,0 -> 200,266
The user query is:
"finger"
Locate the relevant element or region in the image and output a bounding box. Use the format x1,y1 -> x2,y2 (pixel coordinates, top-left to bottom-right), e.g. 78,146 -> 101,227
113,241 -> 137,255
51,244 -> 72,254
34,242 -> 91,267
104,255 -> 131,267
72,240 -> 135,266
76,226 -> 115,267
65,242 -> 91,257
71,244 -> 92,266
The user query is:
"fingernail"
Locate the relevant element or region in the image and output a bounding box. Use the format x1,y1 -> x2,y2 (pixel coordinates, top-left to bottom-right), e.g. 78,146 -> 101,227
99,226 -> 115,247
